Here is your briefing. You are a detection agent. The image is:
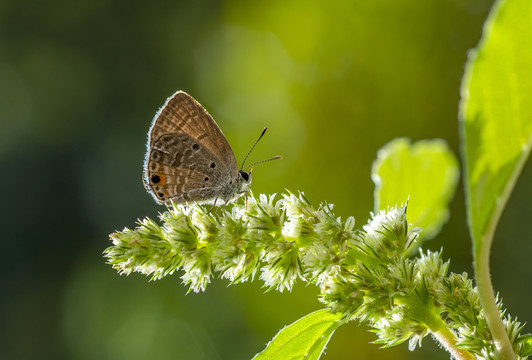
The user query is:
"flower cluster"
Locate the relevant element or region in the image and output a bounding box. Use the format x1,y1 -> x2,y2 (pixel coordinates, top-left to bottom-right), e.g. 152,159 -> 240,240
104,192 -> 531,359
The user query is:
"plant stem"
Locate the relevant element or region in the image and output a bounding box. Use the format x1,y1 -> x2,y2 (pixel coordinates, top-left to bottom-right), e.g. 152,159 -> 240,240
400,294 -> 475,360
431,320 -> 475,360
475,227 -> 515,360
475,256 -> 514,360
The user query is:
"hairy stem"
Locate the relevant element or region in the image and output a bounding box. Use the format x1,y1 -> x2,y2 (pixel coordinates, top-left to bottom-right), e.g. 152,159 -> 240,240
431,320 -> 475,360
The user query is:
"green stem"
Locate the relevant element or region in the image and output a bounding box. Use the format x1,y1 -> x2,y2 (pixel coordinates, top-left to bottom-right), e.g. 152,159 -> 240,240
475,223 -> 515,360
430,319 -> 475,360
475,254 -> 514,360
398,294 -> 475,360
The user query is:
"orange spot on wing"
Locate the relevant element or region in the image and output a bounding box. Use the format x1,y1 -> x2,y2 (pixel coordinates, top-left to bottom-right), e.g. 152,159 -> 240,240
150,173 -> 166,186
158,174 -> 166,185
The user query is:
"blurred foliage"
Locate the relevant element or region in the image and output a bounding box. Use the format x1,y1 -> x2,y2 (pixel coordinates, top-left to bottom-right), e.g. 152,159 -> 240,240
372,138 -> 459,247
2,0 -> 531,359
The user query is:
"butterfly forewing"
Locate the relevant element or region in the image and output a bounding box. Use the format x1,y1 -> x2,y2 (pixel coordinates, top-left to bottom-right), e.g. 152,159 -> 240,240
144,91 -> 240,204
148,92 -> 238,171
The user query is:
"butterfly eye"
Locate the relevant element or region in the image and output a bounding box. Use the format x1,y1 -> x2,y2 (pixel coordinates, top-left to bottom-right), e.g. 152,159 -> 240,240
240,171 -> 250,182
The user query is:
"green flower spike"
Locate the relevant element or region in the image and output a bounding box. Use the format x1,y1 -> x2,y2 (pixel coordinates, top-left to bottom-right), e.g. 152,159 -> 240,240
105,192 -> 529,360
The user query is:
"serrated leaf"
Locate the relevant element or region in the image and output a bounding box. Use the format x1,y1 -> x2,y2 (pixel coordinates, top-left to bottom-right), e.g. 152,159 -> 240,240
372,138 -> 459,246
253,309 -> 343,360
459,0 -> 532,256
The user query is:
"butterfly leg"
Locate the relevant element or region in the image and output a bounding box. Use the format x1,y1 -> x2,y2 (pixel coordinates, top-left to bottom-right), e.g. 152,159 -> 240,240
212,198 -> 231,215
208,197 -> 219,214
221,198 -> 231,213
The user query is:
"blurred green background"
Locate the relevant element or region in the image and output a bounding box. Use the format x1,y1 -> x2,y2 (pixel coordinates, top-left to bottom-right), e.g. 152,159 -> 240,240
2,0 -> 531,359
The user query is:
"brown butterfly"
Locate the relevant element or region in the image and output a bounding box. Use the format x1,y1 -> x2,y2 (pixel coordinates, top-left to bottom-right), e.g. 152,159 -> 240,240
143,91 -> 280,206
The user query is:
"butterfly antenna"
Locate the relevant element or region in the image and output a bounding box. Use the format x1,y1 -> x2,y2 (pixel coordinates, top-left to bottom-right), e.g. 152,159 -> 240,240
240,127 -> 268,170
243,155 -> 283,170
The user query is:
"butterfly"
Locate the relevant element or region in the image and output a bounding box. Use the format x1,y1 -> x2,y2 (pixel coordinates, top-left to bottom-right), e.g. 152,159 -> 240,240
143,91 -> 280,206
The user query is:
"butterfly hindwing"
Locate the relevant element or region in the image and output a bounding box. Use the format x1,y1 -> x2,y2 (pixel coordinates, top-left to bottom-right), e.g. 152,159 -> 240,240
145,132 -> 237,204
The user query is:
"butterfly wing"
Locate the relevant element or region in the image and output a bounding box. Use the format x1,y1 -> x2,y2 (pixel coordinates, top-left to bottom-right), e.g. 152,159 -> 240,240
144,91 -> 239,204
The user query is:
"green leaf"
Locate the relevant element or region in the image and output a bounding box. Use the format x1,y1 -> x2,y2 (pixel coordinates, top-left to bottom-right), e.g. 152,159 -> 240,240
459,1 -> 532,358
253,309 -> 343,360
372,138 -> 459,245
459,0 -> 532,255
